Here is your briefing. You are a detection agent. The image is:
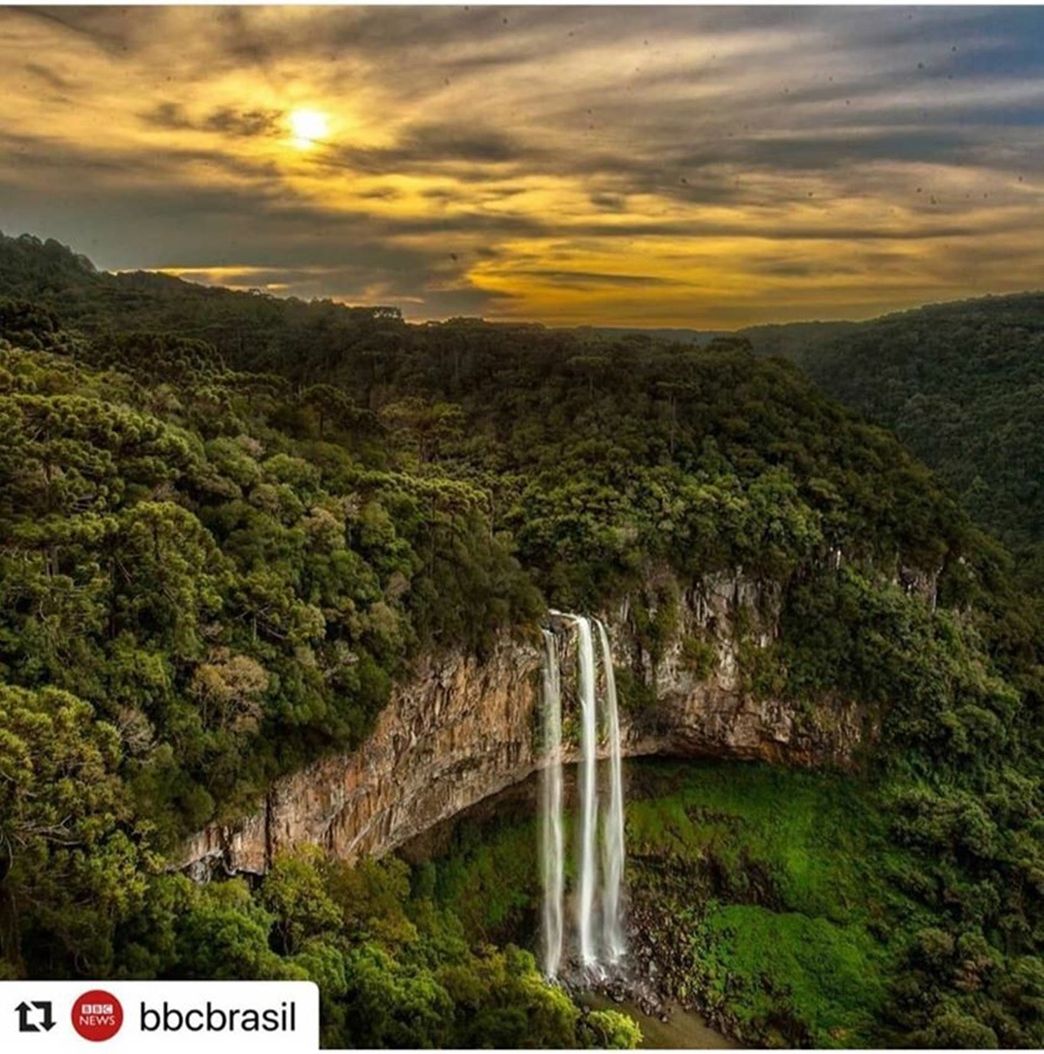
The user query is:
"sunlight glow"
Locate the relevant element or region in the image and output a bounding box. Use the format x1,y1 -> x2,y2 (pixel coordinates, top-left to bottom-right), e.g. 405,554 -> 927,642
288,108 -> 329,149
1,7 -> 1040,326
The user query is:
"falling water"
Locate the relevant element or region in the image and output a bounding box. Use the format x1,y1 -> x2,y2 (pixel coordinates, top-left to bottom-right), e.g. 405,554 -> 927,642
539,629 -> 564,979
541,611 -> 627,978
596,618 -> 627,963
575,615 -> 600,968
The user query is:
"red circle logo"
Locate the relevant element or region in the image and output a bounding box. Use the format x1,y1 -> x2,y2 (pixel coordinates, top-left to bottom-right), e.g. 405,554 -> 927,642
71,990 -> 123,1042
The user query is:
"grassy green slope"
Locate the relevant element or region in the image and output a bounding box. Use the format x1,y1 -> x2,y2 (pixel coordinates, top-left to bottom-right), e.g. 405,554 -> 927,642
426,760 -> 910,1047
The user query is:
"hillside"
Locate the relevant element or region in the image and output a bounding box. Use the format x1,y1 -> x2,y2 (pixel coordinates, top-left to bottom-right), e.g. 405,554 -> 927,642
448,276 -> 1044,581
742,297 -> 1044,581
3,230 -> 1041,583
0,231 -> 1042,1047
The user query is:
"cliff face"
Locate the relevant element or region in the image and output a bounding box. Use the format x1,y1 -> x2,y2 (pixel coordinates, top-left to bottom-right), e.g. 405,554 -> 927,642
180,571 -> 875,879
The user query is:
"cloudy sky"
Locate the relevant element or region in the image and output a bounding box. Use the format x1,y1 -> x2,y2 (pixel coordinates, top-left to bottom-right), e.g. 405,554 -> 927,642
1,4 -> 1042,326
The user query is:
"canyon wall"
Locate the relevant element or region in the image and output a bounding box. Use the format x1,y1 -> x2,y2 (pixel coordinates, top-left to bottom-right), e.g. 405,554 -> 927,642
179,571 -> 875,879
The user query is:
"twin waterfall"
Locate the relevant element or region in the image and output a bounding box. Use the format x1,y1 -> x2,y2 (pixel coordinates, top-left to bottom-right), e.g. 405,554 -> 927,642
540,614 -> 626,980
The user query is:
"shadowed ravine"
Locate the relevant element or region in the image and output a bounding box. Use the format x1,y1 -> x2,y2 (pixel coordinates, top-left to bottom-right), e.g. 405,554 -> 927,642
397,762 -> 738,1049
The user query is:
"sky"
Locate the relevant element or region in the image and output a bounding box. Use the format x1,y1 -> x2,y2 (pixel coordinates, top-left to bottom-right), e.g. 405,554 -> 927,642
1,4 -> 1042,328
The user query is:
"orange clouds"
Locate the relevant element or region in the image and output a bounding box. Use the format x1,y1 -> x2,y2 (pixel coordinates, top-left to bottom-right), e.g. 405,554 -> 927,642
0,6 -> 1041,326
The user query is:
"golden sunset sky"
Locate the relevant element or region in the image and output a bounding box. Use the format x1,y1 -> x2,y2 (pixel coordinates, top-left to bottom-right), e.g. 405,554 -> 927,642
1,4 -> 1042,326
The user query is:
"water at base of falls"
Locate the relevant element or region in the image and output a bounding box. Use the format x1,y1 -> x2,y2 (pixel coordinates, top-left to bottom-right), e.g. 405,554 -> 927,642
540,611 -> 627,981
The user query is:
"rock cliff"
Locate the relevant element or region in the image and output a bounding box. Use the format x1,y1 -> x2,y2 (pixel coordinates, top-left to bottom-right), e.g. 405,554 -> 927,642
179,571 -> 875,879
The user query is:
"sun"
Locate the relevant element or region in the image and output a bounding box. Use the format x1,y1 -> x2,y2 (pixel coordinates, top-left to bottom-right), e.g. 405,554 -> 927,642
287,108 -> 329,149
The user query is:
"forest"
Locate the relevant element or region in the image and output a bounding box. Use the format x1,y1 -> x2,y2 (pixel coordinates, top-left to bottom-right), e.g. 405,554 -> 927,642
0,231 -> 1041,1048
743,296 -> 1044,590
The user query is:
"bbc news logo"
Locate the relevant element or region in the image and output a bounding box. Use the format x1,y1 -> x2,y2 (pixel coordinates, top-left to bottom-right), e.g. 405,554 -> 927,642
71,991 -> 123,1042
19,993 -> 294,1039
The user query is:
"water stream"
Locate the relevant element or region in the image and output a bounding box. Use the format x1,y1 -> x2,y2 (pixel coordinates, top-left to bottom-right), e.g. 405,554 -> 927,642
596,617 -> 626,964
540,612 -> 627,978
539,629 -> 565,979
575,614 -> 600,969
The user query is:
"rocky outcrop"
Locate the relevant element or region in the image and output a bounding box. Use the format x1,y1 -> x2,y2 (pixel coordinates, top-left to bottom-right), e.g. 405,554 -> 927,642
179,571 -> 875,879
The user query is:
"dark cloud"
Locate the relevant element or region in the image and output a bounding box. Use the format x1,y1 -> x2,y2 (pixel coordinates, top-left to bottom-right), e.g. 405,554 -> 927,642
13,5 -> 139,54
588,192 -> 627,212
511,269 -> 687,289
0,5 -> 1042,326
331,122 -> 523,175
143,102 -> 282,138
23,60 -> 74,92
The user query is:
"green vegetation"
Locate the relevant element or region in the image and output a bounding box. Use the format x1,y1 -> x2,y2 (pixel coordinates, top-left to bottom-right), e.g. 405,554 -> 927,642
699,906 -> 883,1042
623,762 -> 895,1047
139,848 -> 604,1048
0,231 -> 1041,1047
745,294 -> 1044,588
430,758 -> 1041,1048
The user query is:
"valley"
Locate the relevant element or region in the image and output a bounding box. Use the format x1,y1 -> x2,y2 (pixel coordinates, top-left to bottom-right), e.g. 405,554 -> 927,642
0,231 -> 1041,1048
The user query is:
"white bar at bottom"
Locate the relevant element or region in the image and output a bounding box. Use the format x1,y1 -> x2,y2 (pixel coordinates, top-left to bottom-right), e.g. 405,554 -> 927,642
0,981 -> 319,1052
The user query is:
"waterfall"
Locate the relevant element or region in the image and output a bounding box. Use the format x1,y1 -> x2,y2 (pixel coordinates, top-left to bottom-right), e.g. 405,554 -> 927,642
575,615 -> 600,968
596,618 -> 626,963
541,611 -> 627,978
539,629 -> 564,979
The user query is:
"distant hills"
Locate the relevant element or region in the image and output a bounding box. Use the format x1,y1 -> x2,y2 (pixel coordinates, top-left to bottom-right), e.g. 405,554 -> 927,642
743,294 -> 1044,579
578,325 -> 724,346
563,299 -> 1044,578
2,228 -> 1041,580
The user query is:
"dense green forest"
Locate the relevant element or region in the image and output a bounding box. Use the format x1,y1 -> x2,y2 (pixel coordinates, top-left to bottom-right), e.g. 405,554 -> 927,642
743,298 -> 1044,588
0,231 -> 1041,1047
586,298 -> 1044,588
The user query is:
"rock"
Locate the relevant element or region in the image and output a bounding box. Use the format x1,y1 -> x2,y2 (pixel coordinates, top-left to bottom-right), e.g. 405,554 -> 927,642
177,569 -> 874,877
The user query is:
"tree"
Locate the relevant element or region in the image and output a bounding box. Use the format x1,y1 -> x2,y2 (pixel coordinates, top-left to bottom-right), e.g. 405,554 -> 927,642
300,384 -> 375,440
379,398 -> 464,463
174,879 -> 300,981
582,1008 -> 643,1049
191,648 -> 269,734
0,684 -> 143,973
259,848 -> 340,955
